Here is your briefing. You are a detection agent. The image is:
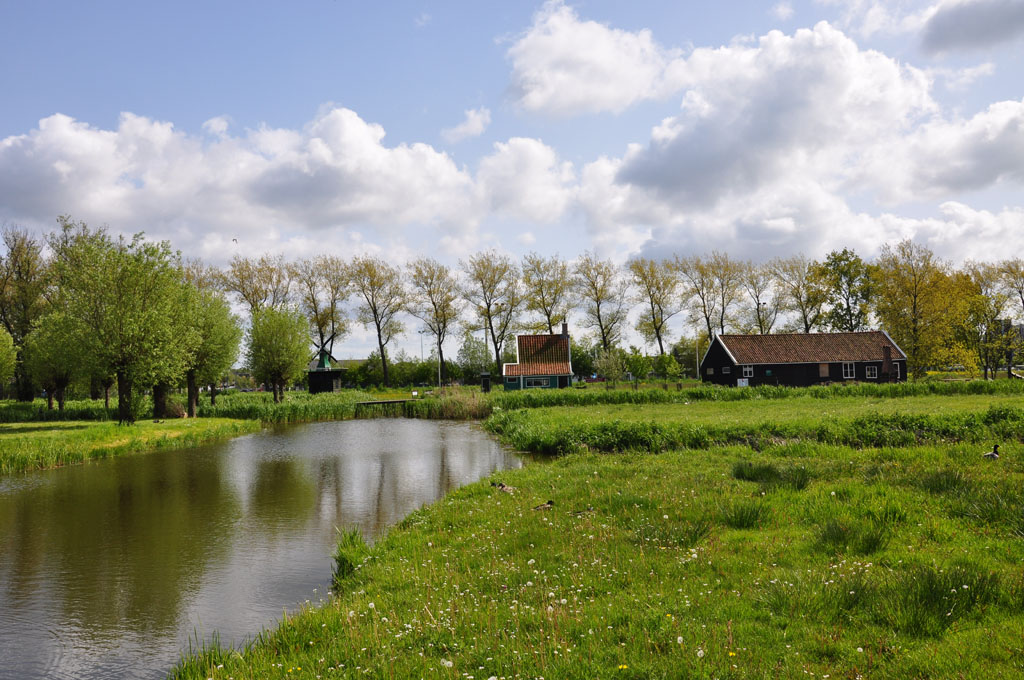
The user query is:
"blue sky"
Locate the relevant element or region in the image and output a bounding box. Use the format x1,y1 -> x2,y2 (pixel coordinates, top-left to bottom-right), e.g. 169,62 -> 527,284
2,0 -> 1024,356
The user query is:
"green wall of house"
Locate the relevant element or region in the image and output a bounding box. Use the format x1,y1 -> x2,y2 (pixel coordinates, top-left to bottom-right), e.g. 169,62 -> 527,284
503,376 -> 558,391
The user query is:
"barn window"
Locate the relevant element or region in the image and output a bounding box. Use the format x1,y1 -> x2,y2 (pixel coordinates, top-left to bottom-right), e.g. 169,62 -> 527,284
842,362 -> 855,379
722,366 -> 731,374
742,365 -> 753,378
894,363 -> 901,379
525,378 -> 548,388
865,366 -> 878,379
706,367 -> 714,375
819,363 -> 830,378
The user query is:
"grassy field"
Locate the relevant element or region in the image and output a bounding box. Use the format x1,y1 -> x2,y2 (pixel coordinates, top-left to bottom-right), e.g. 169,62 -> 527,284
173,440 -> 1024,679
171,389 -> 1024,679
0,418 -> 261,473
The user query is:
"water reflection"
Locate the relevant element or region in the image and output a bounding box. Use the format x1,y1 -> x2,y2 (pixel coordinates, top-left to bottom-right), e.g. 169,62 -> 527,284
0,419 -> 520,680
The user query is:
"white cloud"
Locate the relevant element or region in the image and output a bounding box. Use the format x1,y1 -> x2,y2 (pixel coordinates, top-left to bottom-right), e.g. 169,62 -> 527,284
773,2 -> 796,20
815,0 -> 931,38
476,137 -> 575,223
506,0 -> 688,115
441,107 -> 492,143
922,0 -> 1024,52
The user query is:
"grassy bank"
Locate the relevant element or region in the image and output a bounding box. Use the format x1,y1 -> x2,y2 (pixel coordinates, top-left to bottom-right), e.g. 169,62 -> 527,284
0,418 -> 261,474
485,396 -> 1024,454
173,438 -> 1024,679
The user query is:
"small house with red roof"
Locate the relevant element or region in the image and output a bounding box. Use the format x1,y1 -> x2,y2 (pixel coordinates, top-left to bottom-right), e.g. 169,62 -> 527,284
700,331 -> 907,387
503,323 -> 573,390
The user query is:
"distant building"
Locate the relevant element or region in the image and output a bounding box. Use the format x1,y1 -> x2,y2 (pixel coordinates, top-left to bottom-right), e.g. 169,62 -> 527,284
307,349 -> 345,394
700,331 -> 907,387
503,323 -> 573,390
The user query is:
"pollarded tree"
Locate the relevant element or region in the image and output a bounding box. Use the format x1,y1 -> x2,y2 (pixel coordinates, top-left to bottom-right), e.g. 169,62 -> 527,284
22,311 -> 84,410
246,306 -> 310,403
408,258 -> 461,385
674,254 -> 718,339
521,253 -> 573,334
49,223 -> 189,424
573,253 -> 628,352
628,257 -> 680,355
462,251 -> 524,375
739,260 -> 780,334
0,225 -> 49,400
0,326 -> 15,391
349,256 -> 406,386
999,257 -> 1024,320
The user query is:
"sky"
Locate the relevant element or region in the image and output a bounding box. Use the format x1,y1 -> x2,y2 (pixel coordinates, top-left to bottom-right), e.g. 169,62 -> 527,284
2,0 -> 1024,357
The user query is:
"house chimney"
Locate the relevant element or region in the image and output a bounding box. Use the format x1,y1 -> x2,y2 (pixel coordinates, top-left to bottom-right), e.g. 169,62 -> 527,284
882,345 -> 892,377
561,321 -> 569,337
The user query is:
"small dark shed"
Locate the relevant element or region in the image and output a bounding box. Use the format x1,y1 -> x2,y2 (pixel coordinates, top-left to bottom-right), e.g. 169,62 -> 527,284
700,331 -> 907,387
307,349 -> 345,394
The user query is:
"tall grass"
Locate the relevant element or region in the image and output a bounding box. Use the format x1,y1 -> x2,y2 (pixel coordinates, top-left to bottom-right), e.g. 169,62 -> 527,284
486,404 -> 1024,455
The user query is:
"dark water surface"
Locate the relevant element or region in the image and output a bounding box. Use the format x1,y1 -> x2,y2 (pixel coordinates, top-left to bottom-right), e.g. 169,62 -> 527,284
0,419 -> 521,679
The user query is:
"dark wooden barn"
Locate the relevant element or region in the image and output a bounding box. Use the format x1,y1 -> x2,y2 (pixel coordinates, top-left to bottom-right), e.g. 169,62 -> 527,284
700,331 -> 907,387
307,349 -> 345,394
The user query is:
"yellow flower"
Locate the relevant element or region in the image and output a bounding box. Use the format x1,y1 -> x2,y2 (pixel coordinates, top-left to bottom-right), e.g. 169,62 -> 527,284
618,664 -> 628,670
729,652 -> 737,656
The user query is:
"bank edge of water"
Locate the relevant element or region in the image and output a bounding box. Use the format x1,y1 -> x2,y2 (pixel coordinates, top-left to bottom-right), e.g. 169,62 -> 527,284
170,440 -> 1024,680
0,418 -> 262,474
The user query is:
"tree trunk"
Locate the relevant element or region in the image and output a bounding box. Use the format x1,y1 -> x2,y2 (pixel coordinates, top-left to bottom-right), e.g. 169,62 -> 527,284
438,340 -> 447,385
46,391 -> 53,410
152,382 -> 169,419
56,387 -> 66,411
377,336 -> 390,387
15,363 -> 34,402
210,383 -> 218,406
89,376 -> 102,400
186,369 -> 198,418
117,371 -> 133,424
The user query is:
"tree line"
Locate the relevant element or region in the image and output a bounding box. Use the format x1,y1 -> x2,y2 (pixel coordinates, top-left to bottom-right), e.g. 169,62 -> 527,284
3,218 -> 1024,419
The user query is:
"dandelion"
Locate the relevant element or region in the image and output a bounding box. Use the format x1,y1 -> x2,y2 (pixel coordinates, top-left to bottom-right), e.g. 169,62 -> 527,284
368,602 -> 375,610
677,636 -> 683,644
729,651 -> 736,656
857,647 -> 864,653
697,649 -> 705,658
618,664 -> 628,670
663,515 -> 669,519
441,659 -> 454,668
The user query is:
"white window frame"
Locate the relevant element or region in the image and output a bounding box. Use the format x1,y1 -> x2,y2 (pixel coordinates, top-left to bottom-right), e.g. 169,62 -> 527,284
722,366 -> 731,374
742,365 -> 753,378
842,362 -> 856,379
894,363 -> 900,380
525,377 -> 548,388
865,365 -> 878,379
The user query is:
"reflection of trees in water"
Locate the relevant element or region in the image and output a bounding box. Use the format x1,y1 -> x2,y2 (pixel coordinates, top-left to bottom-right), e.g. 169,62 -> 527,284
248,457 -> 317,532
0,451 -> 240,638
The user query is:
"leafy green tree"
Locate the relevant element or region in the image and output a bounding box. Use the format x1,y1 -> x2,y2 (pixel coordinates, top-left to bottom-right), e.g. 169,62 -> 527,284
289,255 -> 349,360
521,253 -> 573,334
462,251 -> 523,375
873,240 -> 952,378
182,286 -> 241,416
624,347 -> 653,381
820,248 -> 873,332
49,223 -> 189,424
22,312 -> 83,410
653,352 -> 682,380
246,306 -> 310,403
220,253 -> 292,316
408,258 -> 460,385
628,257 -> 680,355
594,347 -> 626,383
455,329 -> 491,384
772,254 -> 828,333
570,337 -> 596,378
573,253 -> 628,351
0,225 -> 49,400
0,326 -> 15,391
349,256 -> 406,387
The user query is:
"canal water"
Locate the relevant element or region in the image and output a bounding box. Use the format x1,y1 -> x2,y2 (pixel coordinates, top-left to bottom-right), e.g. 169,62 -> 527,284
0,419 -> 521,679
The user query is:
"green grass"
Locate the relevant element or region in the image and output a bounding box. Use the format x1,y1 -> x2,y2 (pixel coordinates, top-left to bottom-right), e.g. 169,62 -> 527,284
485,396 -> 1024,454
0,418 -> 261,473
171,440 -> 1024,679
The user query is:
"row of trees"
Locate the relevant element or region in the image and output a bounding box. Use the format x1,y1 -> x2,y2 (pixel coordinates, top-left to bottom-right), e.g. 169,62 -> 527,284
214,245 -> 1024,383
4,217 -> 1024,409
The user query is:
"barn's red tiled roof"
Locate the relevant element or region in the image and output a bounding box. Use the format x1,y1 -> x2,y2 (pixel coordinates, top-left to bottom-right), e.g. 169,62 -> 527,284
716,331 -> 906,365
503,334 -> 572,376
